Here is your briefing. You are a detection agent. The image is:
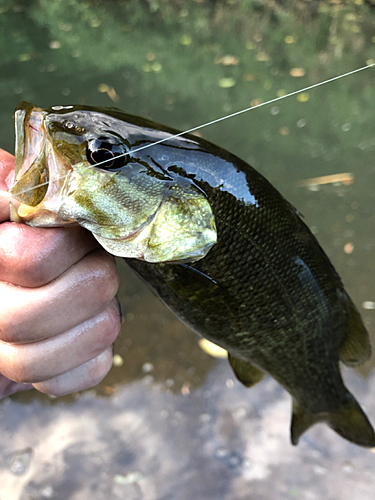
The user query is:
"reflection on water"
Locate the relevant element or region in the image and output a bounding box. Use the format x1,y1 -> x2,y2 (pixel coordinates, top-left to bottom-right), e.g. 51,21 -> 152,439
1,1 -> 375,498
2,366 -> 375,499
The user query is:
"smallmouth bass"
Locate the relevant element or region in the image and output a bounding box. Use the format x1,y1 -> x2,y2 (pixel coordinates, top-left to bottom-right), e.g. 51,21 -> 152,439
9,102 -> 375,448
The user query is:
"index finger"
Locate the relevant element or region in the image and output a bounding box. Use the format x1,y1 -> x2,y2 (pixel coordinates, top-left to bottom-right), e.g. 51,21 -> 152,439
0,149 -> 15,223
0,148 -> 100,287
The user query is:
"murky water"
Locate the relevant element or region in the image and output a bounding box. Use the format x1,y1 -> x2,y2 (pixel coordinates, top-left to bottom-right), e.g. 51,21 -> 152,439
1,1 -> 375,498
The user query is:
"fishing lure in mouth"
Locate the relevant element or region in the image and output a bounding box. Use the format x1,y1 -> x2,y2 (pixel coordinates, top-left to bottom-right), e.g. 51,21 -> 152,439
9,86 -> 375,449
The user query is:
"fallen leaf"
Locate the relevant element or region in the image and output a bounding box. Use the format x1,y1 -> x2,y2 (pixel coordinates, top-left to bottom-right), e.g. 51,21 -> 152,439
256,52 -> 269,62
112,354 -> 124,367
290,68 -> 306,77
98,83 -> 119,102
198,339 -> 228,358
218,77 -> 236,88
297,92 -> 309,102
180,34 -> 192,45
297,173 -> 354,187
250,98 -> 263,107
181,383 -> 190,396
343,242 -> 354,254
215,55 -> 239,66
103,386 -> 116,395
279,126 -> 290,136
285,35 -> 295,44
244,74 -> 255,82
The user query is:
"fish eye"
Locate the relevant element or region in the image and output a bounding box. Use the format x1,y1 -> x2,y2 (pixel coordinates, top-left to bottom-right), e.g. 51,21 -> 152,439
86,137 -> 127,170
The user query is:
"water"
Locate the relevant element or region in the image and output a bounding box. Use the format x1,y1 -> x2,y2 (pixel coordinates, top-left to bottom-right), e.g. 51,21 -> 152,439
1,1 -> 375,498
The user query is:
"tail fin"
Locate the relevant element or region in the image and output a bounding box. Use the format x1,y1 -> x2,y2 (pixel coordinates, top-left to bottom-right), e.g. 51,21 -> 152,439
291,399 -> 321,446
291,394 -> 375,448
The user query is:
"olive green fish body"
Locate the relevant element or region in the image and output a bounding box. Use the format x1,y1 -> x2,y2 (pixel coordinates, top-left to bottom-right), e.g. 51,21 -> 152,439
126,141 -> 368,426
10,103 -> 375,447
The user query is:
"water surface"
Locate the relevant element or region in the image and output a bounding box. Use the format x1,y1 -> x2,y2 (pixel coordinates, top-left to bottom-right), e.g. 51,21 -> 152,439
1,1 -> 375,498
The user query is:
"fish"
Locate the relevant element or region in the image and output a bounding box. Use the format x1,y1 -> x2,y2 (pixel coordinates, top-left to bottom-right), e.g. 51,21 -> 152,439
9,101 -> 375,448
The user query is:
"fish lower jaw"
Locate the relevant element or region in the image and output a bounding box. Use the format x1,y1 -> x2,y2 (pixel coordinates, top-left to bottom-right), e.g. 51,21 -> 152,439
92,222 -> 214,263
9,199 -> 77,227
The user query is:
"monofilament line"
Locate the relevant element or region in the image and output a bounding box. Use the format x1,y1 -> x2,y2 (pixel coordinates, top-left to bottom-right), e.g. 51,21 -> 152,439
12,62 -> 375,197
126,62 -> 375,157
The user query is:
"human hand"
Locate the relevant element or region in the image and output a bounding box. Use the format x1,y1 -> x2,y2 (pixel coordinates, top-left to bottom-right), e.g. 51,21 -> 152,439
0,149 -> 121,398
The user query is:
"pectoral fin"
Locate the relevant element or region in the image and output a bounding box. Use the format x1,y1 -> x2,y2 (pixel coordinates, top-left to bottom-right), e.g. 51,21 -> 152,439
339,300 -> 371,367
228,354 -> 265,388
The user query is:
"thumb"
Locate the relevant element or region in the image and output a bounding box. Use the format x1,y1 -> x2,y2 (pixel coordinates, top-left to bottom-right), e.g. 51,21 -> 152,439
0,149 -> 15,223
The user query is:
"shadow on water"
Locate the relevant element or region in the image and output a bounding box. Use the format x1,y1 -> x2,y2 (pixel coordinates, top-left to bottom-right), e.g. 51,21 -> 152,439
1,1 -> 375,498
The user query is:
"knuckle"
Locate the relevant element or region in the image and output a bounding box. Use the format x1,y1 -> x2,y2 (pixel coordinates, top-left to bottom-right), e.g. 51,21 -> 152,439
0,314 -> 23,345
3,350 -> 36,384
93,255 -> 120,305
99,304 -> 122,347
87,349 -> 113,383
15,258 -> 49,288
35,349 -> 113,397
13,261 -> 46,288
0,328 -> 15,345
88,305 -> 121,360
0,226 -> 49,287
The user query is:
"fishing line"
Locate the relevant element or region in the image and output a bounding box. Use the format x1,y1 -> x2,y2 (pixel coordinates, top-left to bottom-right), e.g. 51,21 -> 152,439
11,62 -> 375,198
126,63 -> 375,157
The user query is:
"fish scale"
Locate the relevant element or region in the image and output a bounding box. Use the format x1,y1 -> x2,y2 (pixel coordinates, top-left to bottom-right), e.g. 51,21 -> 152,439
9,102 -> 375,448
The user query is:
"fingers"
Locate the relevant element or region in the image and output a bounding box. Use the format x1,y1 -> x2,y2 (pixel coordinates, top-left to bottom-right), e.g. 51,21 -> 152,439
0,223 -> 100,287
0,299 -> 121,385
0,375 -> 33,399
0,149 -> 122,399
33,348 -> 114,396
0,149 -> 15,222
0,248 -> 119,344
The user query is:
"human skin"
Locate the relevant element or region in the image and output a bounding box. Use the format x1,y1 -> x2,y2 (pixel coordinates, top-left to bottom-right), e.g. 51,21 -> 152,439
0,149 -> 121,398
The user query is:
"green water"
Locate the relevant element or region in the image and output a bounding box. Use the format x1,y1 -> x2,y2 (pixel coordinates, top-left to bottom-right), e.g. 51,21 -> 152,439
1,1 -> 375,498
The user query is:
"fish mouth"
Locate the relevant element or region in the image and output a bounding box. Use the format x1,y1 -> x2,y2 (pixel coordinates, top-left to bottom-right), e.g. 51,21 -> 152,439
14,102 -> 47,180
10,102 -> 48,220
9,102 -> 75,226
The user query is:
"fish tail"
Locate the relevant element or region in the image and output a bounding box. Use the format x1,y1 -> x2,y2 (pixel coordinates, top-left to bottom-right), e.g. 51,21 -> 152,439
291,393 -> 375,448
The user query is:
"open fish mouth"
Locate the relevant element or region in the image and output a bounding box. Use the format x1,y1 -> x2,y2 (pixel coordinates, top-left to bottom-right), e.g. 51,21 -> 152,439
10,102 -> 78,226
11,103 -> 48,211
14,102 -> 46,180
10,103 -> 47,222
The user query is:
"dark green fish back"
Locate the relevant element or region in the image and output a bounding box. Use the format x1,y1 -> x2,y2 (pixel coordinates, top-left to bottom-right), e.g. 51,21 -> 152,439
129,174 -> 350,408
126,129 -> 373,446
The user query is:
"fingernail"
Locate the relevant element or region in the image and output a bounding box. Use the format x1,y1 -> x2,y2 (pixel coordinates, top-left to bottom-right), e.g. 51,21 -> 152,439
114,295 -> 123,323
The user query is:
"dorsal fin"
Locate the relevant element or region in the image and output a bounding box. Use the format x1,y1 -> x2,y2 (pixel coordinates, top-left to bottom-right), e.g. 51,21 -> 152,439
339,300 -> 371,367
